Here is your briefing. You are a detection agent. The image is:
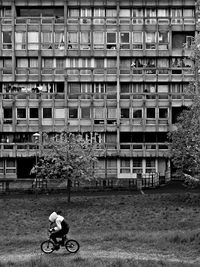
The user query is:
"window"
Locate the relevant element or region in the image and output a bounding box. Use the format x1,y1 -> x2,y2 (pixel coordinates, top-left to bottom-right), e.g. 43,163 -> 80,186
107,108 -> 117,118
119,9 -> 130,17
133,8 -> 143,17
68,32 -> 78,49
157,59 -> 169,74
68,58 -> 78,68
157,84 -> 168,93
107,32 -> 116,49
30,108 -> 38,118
106,83 -> 117,99
121,108 -> 129,118
29,58 -> 38,68
94,8 -> 105,17
132,159 -> 143,173
4,108 -> 12,118
132,32 -> 143,49
81,107 -> 90,119
43,58 -> 54,68
0,7 -> 11,17
159,108 -> 168,119
185,36 -> 194,49
81,83 -> 91,94
147,108 -> 155,118
94,83 -> 105,93
55,108 -> 65,119
120,33 -> 130,49
145,32 -> 156,49
28,32 -> 39,50
43,108 -> 52,119
3,58 -> 12,74
146,159 -> 156,173
2,31 -> 12,49
17,108 -> 26,119
171,84 -> 182,94
94,108 -> 104,119
17,58 -> 28,68
183,9 -> 194,17
68,8 -> 79,17
69,108 -> 78,118
158,9 -> 168,17
106,9 -> 117,17
145,9 -> 156,24
133,109 -> 142,118
55,32 -> 64,49
120,159 -> 130,173
158,32 -> 169,49
121,83 -> 131,93
93,32 -> 104,49
41,32 -> 52,49
15,32 -> 26,50
145,8 -> 156,17
56,58 -> 65,69
80,8 -> 92,17
80,32 -> 90,49
144,84 -> 156,93
95,58 -> 104,68
171,9 -> 182,18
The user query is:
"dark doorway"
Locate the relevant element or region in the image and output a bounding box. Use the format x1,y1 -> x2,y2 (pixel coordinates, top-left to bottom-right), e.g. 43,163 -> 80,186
17,157 -> 35,178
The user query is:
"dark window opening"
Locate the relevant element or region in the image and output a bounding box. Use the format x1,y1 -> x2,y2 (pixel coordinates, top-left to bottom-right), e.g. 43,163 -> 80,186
30,108 -> 38,118
172,106 -> 188,124
157,132 -> 168,142
16,7 -> 64,17
120,132 -> 143,143
57,82 -> 64,93
43,108 -> 52,119
159,108 -> 168,118
172,32 -> 195,49
17,108 -> 26,118
147,108 -> 155,118
121,109 -> 129,118
4,108 -> 12,118
69,108 -> 78,118
145,132 -> 156,142
94,120 -> 104,124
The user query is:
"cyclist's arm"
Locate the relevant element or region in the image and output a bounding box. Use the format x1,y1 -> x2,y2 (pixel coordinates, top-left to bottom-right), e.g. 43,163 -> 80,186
54,218 -> 62,231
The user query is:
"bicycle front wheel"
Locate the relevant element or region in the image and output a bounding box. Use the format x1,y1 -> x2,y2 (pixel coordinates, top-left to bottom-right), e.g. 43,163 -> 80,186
41,240 -> 55,254
65,239 -> 80,253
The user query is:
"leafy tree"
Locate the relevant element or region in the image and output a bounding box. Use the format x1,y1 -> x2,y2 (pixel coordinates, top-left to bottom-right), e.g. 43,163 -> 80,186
169,96 -> 200,179
31,132 -> 99,202
169,34 -> 200,185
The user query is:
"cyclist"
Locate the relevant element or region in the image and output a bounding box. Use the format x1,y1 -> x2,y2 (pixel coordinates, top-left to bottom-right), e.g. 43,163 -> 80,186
49,211 -> 69,249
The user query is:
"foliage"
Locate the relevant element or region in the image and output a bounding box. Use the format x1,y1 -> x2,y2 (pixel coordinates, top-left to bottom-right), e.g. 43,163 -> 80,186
31,132 -> 99,183
169,34 -> 200,181
169,95 -> 200,178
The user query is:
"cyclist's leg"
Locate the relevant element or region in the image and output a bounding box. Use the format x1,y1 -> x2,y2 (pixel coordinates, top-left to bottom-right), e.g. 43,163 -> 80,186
50,232 -> 60,245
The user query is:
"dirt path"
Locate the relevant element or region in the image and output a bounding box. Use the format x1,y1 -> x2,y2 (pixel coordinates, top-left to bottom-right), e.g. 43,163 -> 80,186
0,248 -> 199,265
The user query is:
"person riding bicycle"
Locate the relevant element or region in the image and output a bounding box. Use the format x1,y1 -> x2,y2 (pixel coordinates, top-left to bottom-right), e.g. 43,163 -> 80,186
49,211 -> 69,249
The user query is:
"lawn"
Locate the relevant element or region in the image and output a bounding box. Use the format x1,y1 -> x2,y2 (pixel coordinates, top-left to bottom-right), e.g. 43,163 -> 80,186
1,190 -> 200,266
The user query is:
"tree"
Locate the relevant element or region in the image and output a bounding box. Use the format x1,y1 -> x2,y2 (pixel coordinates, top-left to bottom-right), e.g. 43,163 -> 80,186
169,33 -> 200,185
169,96 -> 200,179
31,132 -> 99,202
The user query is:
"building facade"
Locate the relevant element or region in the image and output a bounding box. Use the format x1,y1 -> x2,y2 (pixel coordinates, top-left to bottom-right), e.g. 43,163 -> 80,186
0,0 -> 196,181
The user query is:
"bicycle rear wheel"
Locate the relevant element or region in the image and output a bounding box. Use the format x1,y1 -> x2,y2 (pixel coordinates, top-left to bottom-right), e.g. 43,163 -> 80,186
65,239 -> 80,253
41,240 -> 55,254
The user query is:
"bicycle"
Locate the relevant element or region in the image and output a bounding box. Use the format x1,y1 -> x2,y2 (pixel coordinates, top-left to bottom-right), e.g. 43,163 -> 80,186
41,231 -> 80,254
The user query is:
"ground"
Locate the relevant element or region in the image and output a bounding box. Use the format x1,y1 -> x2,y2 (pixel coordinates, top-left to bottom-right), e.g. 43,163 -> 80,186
1,183 -> 200,266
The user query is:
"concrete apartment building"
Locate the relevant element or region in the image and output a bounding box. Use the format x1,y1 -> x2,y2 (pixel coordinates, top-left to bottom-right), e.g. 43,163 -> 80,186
0,0 -> 196,185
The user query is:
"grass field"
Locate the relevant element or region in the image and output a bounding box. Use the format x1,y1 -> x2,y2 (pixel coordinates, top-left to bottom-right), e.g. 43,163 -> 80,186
1,189 -> 200,266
